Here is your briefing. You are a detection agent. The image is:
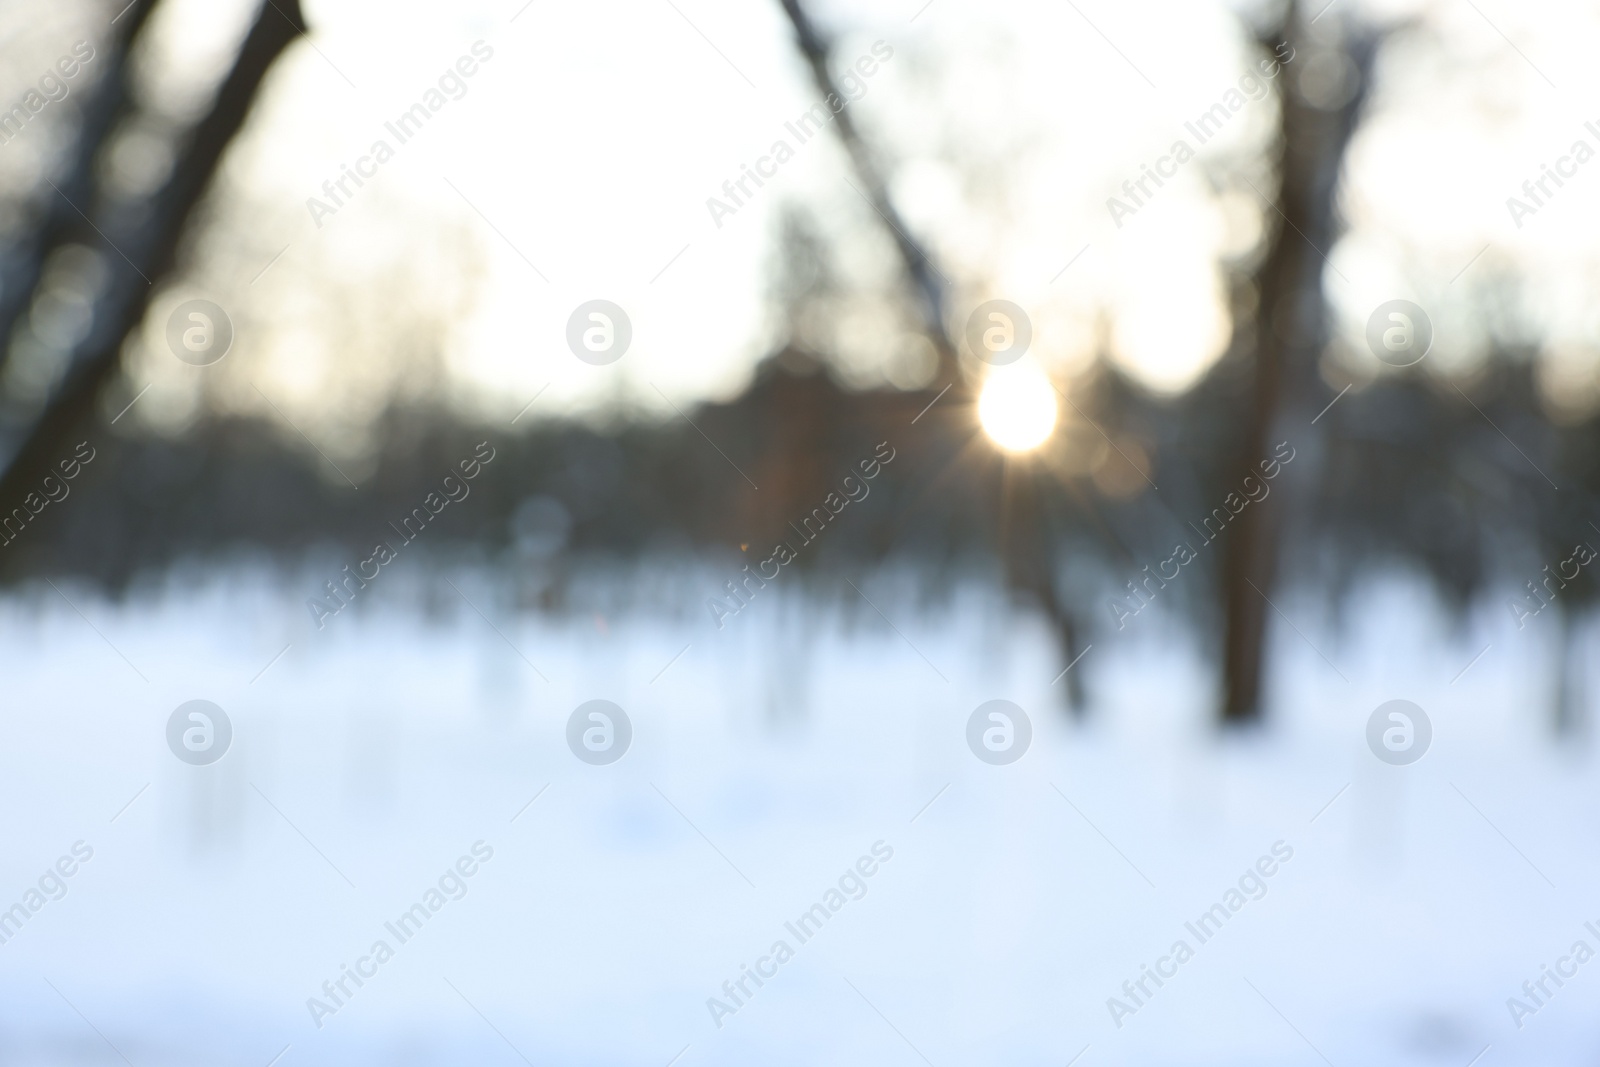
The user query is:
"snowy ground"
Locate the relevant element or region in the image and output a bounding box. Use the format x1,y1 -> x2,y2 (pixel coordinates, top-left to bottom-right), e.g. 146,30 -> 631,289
0,558 -> 1596,1066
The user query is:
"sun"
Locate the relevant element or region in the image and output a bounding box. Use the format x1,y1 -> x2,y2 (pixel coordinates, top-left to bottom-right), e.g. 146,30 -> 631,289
978,364 -> 1058,452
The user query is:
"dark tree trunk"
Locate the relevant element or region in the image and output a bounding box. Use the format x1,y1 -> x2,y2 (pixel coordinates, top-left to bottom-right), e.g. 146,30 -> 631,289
1220,9 -> 1381,722
0,0 -> 306,500
1554,605 -> 1582,736
0,0 -> 161,373
1000,460 -> 1085,712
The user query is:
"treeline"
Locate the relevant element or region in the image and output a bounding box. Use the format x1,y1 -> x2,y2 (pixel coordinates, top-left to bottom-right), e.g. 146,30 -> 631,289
9,343 -> 1595,668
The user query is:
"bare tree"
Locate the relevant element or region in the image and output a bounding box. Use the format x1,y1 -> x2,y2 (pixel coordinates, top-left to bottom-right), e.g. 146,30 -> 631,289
0,0 -> 160,368
0,0 -> 306,500
776,0 -> 1101,711
1220,5 -> 1382,722
776,0 -> 959,388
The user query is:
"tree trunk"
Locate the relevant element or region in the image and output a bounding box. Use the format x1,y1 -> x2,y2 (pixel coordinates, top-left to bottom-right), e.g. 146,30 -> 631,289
1000,459 -> 1085,712
0,0 -> 161,375
1220,9 -> 1380,722
0,0 -> 306,501
1554,605 -> 1582,737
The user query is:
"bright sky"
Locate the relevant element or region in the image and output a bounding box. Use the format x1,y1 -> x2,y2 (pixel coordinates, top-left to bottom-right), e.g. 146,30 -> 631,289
106,0 -> 1600,454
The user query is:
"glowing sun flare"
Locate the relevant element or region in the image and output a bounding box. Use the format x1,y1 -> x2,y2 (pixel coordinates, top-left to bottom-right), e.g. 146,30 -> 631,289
978,368 -> 1058,452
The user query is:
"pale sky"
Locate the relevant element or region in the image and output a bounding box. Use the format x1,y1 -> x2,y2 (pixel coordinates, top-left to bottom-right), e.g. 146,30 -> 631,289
103,0 -> 1600,454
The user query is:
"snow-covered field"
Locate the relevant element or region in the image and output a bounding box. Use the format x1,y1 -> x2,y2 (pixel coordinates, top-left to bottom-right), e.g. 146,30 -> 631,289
0,560 -> 1596,1066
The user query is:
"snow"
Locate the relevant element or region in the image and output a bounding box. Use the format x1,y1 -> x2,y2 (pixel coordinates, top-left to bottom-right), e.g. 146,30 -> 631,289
0,559 -> 1595,1065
